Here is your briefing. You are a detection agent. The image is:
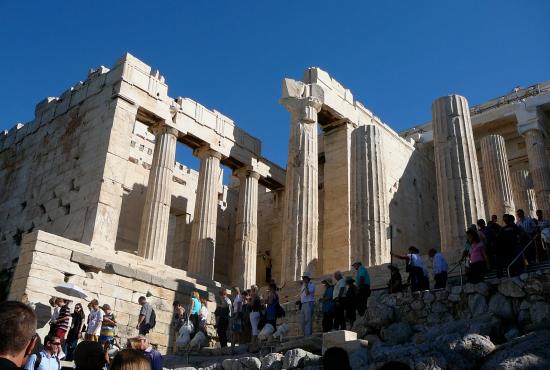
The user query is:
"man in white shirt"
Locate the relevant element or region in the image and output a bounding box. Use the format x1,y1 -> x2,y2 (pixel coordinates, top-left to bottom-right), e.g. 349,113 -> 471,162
85,299 -> 103,341
429,248 -> 448,289
332,271 -> 346,330
300,272 -> 315,337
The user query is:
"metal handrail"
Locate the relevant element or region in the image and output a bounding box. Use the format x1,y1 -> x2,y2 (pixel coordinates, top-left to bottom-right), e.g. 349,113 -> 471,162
507,238 -> 536,278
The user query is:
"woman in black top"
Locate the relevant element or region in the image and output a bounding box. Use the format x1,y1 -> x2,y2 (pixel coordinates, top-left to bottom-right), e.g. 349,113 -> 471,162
65,303 -> 85,361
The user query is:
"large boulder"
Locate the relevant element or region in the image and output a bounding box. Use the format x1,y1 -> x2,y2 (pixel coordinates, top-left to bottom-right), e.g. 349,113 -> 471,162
481,329 -> 550,369
469,294 -> 488,316
488,293 -> 514,320
366,299 -> 395,329
498,279 -> 525,298
380,322 -> 413,345
260,353 -> 283,370
435,333 -> 495,369
282,349 -> 319,369
238,357 -> 261,370
529,301 -> 550,326
275,335 -> 322,355
416,314 -> 500,344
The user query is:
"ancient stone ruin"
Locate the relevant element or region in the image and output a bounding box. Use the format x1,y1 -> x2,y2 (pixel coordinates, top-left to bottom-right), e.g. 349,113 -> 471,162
1,53 -> 550,356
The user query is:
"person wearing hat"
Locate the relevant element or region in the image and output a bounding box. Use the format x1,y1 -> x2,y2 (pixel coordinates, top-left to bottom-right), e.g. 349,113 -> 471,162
99,304 -> 117,345
351,260 -> 370,316
391,246 -> 429,292
300,272 -> 315,337
320,279 -> 335,333
344,277 -> 357,328
332,271 -> 346,330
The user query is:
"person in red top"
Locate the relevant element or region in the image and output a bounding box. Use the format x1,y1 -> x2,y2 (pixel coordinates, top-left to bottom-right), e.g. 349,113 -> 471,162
466,229 -> 491,283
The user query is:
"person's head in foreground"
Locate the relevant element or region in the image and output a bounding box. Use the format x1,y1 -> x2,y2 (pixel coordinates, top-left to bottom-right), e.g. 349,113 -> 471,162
110,349 -> 151,370
323,347 -> 351,370
377,360 -> 412,370
74,341 -> 106,370
130,336 -> 149,351
0,301 -> 37,367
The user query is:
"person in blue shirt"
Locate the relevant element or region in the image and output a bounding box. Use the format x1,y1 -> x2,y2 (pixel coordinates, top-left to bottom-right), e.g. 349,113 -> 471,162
24,335 -> 60,370
190,291 -> 202,336
320,279 -> 335,333
352,260 -> 371,316
133,336 -> 162,370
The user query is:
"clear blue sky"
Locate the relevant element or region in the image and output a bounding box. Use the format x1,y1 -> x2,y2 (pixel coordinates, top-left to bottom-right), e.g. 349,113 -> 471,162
1,1 -> 549,170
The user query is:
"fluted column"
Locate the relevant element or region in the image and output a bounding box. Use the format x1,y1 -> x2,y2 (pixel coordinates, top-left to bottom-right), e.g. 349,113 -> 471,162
231,167 -> 260,289
280,96 -> 322,282
511,170 -> 537,218
523,129 -> 550,214
432,95 -> 485,260
350,124 -> 389,266
137,124 -> 179,263
480,134 -> 515,217
188,146 -> 223,279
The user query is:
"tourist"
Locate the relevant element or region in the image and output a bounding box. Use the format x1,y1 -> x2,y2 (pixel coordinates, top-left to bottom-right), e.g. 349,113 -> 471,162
214,290 -> 232,348
332,271 -> 346,330
535,209 -> 550,261
516,209 -> 537,263
189,291 -> 201,336
170,301 -> 186,351
240,291 -> 252,344
497,214 -> 523,277
265,283 -> 279,329
65,303 -> 85,361
24,335 -> 61,370
323,347 -> 351,370
490,214 -> 499,225
300,272 -> 315,337
248,286 -> 262,346
99,304 -> 117,345
230,287 -> 243,348
73,341 -> 106,370
52,299 -> 70,359
391,247 -> 429,292
198,297 -> 209,335
130,336 -> 162,370
387,264 -> 403,293
110,349 -> 151,370
86,299 -> 103,341
47,298 -> 61,336
467,229 -> 490,283
351,260 -> 370,316
429,248 -> 448,289
136,296 -> 153,336
0,301 -> 38,370
320,279 -> 335,333
344,277 -> 357,328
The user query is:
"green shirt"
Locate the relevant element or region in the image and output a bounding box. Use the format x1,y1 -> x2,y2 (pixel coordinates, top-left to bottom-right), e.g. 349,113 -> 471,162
356,265 -> 370,286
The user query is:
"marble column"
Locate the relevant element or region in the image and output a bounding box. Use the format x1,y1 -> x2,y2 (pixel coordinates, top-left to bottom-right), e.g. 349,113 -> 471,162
188,146 -> 223,279
432,95 -> 485,260
137,124 -> 179,263
350,124 -> 389,266
480,134 -> 515,217
280,96 -> 322,282
523,128 -> 550,214
511,170 -> 537,218
231,167 -> 260,289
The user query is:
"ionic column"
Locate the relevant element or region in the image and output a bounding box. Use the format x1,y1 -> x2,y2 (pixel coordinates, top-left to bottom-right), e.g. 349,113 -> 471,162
350,124 -> 389,266
480,134 -> 515,217
137,124 -> 179,263
231,167 -> 260,289
280,96 -> 322,282
432,95 -> 485,260
511,170 -> 537,218
188,146 -> 223,279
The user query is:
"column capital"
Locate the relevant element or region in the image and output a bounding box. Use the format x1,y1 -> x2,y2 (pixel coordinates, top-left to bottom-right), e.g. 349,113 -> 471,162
194,145 -> 223,160
149,123 -> 179,137
280,96 -> 322,123
515,105 -> 546,136
233,166 -> 261,180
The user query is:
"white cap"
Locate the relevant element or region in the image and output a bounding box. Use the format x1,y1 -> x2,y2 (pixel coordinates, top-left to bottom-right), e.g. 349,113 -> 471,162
301,271 -> 312,279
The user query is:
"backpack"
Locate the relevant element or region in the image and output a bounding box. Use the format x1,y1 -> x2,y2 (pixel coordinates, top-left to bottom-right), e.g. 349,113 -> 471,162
34,353 -> 60,370
149,308 -> 156,329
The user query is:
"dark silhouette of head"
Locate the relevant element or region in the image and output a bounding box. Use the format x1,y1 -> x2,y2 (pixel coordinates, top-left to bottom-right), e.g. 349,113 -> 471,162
323,347 -> 351,370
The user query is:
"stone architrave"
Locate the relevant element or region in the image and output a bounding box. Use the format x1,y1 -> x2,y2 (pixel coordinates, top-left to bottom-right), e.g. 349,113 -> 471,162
137,124 -> 179,264
480,134 -> 515,217
350,124 -> 389,266
432,95 -> 485,259
511,170 -> 537,218
280,96 -> 322,282
188,146 -> 223,280
231,167 -> 260,289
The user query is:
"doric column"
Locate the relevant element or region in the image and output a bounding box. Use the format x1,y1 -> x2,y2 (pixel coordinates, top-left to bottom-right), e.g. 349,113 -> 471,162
511,170 -> 537,218
350,124 -> 389,266
188,146 -> 223,279
137,124 -> 179,263
231,167 -> 260,289
480,134 -> 515,217
280,96 -> 322,282
432,95 -> 485,260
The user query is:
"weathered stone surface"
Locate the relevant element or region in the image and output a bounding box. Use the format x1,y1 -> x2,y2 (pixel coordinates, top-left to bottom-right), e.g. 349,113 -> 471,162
260,353 -> 283,370
322,330 -> 357,354
488,293 -> 513,320
481,330 -> 550,369
436,333 -> 495,369
275,336 -> 322,355
70,251 -> 106,269
381,321 -> 413,344
282,349 -> 319,369
510,170 -> 538,218
529,301 -> 550,326
468,294 -> 488,316
498,279 -> 525,298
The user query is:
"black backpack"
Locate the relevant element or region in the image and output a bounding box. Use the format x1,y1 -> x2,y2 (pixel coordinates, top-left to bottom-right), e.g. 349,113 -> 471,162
149,308 -> 157,329
34,353 -> 60,370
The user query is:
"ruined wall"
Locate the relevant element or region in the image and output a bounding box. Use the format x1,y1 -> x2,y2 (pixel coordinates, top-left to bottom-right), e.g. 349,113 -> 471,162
256,187 -> 284,285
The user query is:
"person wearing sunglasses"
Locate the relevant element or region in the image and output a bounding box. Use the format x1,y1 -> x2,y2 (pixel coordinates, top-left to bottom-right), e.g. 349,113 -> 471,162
24,335 -> 61,370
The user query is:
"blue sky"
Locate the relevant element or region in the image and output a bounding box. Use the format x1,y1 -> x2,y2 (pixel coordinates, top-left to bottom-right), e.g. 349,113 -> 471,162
1,1 -> 549,170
